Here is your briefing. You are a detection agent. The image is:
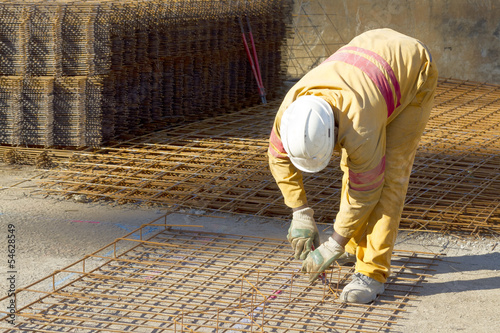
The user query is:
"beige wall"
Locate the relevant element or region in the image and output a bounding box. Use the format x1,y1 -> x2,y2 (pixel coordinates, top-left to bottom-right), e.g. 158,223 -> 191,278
289,0 -> 500,83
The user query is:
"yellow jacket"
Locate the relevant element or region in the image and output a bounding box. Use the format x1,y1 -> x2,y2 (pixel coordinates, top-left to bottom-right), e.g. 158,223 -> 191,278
268,28 -> 434,234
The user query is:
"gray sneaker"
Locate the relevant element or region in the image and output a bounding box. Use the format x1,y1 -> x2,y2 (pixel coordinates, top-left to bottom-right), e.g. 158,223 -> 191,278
339,272 -> 385,304
335,252 -> 356,266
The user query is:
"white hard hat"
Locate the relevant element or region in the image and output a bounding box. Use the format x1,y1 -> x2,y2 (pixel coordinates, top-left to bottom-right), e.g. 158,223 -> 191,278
280,95 -> 335,173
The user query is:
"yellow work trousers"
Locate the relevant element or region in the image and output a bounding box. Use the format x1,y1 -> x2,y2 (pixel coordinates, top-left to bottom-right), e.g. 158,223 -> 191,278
342,61 -> 438,283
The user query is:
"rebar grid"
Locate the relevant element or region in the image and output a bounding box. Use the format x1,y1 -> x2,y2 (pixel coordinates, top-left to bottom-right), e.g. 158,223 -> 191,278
0,213 -> 439,332
20,79 -> 499,236
406,78 -> 500,234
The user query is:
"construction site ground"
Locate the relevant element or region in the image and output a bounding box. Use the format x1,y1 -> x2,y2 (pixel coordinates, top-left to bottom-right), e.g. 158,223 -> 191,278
1,164 -> 499,333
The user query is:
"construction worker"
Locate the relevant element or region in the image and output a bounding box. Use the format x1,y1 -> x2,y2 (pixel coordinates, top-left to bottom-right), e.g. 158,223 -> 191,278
268,28 -> 438,303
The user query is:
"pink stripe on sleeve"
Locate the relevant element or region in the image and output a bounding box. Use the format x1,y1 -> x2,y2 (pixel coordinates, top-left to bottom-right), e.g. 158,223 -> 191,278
269,128 -> 288,159
268,146 -> 284,158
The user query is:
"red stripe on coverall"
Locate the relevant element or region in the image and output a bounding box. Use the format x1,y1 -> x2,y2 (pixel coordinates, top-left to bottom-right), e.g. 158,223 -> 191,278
349,156 -> 385,191
268,128 -> 287,158
323,51 -> 397,117
341,47 -> 401,109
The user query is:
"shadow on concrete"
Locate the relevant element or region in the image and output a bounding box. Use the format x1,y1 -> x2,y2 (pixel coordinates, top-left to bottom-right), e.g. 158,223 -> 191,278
419,252 -> 500,296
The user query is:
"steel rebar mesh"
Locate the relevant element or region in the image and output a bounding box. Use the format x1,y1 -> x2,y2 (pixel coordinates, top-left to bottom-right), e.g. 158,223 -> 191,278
0,213 -> 439,332
286,0 -> 347,79
0,0 -> 293,147
402,79 -> 500,234
15,78 -> 496,236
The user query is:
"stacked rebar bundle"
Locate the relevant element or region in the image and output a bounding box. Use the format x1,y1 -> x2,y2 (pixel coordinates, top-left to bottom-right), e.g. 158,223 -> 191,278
0,0 -> 293,147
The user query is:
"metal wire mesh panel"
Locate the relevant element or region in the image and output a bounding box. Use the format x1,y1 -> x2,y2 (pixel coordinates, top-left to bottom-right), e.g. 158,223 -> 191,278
403,79 -> 500,234
0,0 -> 294,147
0,77 -> 22,145
18,77 -> 55,147
286,0 -> 347,78
0,214 -> 439,332
0,5 -> 27,76
28,79 -> 500,236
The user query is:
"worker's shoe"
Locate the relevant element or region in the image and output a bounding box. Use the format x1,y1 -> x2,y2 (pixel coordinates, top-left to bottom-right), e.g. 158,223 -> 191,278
339,273 -> 384,304
335,252 -> 356,266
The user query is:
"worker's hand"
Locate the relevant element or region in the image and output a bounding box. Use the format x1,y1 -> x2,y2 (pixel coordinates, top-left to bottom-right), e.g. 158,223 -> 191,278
287,207 -> 320,260
301,237 -> 344,283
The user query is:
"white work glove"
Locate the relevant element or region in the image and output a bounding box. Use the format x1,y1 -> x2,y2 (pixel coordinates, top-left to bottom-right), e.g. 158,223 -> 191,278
287,207 -> 320,260
301,237 -> 344,283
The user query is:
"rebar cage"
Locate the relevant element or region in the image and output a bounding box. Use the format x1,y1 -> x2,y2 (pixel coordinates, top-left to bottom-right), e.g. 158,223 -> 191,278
0,212 -> 440,332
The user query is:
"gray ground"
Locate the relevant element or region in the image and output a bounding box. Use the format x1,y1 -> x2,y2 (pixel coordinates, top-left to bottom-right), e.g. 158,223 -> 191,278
0,164 -> 499,332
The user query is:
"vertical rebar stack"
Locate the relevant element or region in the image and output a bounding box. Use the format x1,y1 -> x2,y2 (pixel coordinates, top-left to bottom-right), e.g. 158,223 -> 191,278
0,0 -> 293,147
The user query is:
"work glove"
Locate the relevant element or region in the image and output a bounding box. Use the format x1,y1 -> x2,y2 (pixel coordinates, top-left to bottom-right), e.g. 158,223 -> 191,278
287,207 -> 320,260
301,237 -> 344,283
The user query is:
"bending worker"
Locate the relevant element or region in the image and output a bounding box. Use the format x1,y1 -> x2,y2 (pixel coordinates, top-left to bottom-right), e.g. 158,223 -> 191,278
268,28 -> 438,304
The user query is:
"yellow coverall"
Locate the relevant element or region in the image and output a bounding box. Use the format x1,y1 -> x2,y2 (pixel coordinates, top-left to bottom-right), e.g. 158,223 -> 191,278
268,28 -> 438,283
